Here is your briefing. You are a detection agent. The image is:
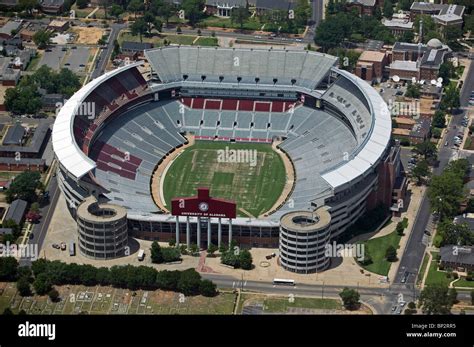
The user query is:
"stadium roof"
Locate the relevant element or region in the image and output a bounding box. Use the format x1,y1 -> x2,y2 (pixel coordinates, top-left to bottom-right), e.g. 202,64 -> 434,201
320,69 -> 391,189
52,62 -> 142,179
145,46 -> 338,91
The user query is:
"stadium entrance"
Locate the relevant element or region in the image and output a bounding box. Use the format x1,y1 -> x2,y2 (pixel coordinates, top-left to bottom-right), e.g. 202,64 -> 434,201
171,188 -> 236,249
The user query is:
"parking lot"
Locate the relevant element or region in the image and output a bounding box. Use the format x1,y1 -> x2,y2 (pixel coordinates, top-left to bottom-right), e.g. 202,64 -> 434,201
38,46 -> 67,70
378,81 -> 407,107
63,46 -> 91,73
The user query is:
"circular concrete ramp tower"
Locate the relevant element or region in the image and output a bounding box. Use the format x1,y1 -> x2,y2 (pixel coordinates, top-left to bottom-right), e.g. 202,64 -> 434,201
279,209 -> 331,274
76,196 -> 128,259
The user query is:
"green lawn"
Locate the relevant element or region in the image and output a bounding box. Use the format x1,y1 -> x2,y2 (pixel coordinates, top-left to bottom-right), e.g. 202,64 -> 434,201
357,230 -> 402,276
200,16 -> 264,31
0,282 -> 236,315
119,32 -> 199,46
194,37 -> 218,46
453,278 -> 474,288
424,252 -> 452,288
26,53 -> 42,72
417,252 -> 430,285
163,141 -> 287,217
238,293 -> 342,313
263,297 -> 342,312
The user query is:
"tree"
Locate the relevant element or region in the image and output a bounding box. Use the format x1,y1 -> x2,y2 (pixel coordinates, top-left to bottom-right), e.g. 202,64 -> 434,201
432,110 -> 446,128
401,30 -> 414,43
439,62 -> 455,86
412,160 -> 430,185
230,7 -> 250,29
2,219 -> 20,238
412,141 -> 437,161
33,30 -> 52,49
143,12 -> 162,35
419,284 -> 452,314
199,279 -> 217,297
30,202 -> 40,213
448,288 -> 458,305
437,221 -> 472,247
383,0 -> 393,18
19,0 -> 37,15
398,0 -> 412,11
112,40 -> 121,59
0,257 -> 19,281
109,4 -> 124,20
315,13 -> 350,52
385,245 -> 397,262
131,18 -> 147,42
442,84 -> 460,112
405,83 -> 421,98
182,0 -> 205,26
161,247 -> 181,262
239,249 -> 253,270
48,288 -> 60,302
127,0 -> 144,18
294,0 -> 311,27
33,273 -> 52,295
150,241 -> 163,263
17,276 -> 31,296
339,287 -> 360,310
428,170 -> 464,220
4,83 -> 42,115
154,1 -> 175,26
177,268 -> 201,296
221,251 -> 240,268
6,171 -> 42,203
76,0 -> 88,9
156,270 -> 180,291
395,221 -> 405,236
328,48 -> 361,71
444,25 -> 463,46
207,243 -> 218,256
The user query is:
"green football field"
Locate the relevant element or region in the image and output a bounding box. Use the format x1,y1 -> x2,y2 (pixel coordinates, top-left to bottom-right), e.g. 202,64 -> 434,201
163,141 -> 286,217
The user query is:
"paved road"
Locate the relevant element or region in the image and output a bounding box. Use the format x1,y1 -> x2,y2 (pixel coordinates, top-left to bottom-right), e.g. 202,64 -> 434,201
20,176 -> 60,266
202,273 -> 417,314
91,23 -> 127,79
394,61 -> 474,286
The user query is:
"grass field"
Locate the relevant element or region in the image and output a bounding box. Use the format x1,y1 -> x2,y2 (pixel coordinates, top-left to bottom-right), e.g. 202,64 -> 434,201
163,141 -> 286,217
357,230 -> 402,276
237,293 -> 342,314
0,282 -> 236,315
424,252 -> 452,288
118,32 -> 217,47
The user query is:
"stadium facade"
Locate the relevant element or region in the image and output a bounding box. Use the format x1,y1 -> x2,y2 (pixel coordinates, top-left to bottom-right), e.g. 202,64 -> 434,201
53,47 -> 404,272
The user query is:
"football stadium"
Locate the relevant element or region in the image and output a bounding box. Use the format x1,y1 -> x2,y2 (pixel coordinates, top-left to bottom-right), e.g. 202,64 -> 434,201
52,46 -> 403,273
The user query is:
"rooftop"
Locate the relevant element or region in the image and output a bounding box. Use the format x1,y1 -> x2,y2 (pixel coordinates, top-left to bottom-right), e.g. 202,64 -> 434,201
359,50 -> 386,63
390,60 -> 418,71
440,245 -> 474,266
382,18 -> 414,29
4,199 -> 27,225
0,21 -> 22,36
2,123 -> 25,146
